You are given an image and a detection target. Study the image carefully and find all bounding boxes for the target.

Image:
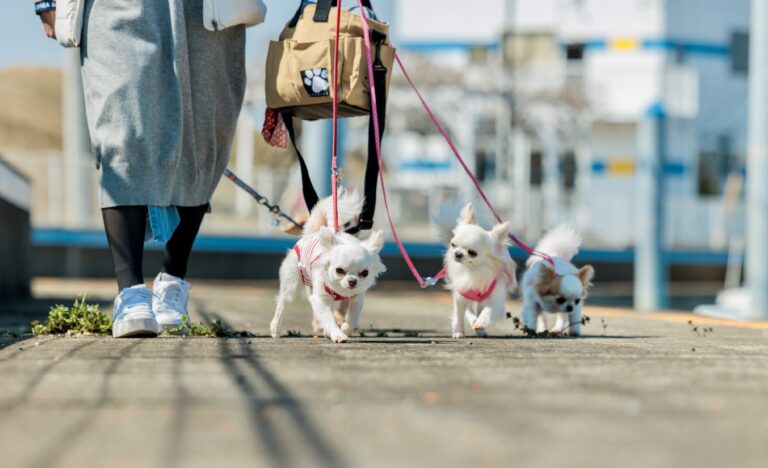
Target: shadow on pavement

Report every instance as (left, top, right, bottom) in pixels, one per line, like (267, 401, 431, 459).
(1, 339, 98, 411)
(200, 307, 346, 468)
(164, 338, 191, 468)
(26, 340, 141, 468)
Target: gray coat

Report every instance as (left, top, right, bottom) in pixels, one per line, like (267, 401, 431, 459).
(80, 0, 246, 208)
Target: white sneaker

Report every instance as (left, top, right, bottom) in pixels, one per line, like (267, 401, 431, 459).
(112, 285, 160, 338)
(152, 272, 191, 330)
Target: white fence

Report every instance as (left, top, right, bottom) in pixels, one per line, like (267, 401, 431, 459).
(3, 152, 741, 250)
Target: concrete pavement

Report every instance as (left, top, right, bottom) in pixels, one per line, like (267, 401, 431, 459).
(1, 278, 768, 468)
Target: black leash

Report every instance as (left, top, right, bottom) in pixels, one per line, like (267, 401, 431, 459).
(223, 169, 304, 231)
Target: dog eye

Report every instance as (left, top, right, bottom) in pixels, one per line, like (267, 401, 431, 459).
(344, 222, 351, 228)
(575, 298, 581, 305)
(335, 268, 345, 275)
(556, 297, 566, 304)
(467, 250, 477, 258)
(450, 243, 457, 248)
(360, 270, 369, 278)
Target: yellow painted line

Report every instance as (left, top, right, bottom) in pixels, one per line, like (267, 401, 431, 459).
(608, 160, 636, 175)
(610, 38, 640, 51)
(585, 306, 768, 330)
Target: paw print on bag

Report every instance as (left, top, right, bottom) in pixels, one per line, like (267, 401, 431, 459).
(301, 68, 330, 98)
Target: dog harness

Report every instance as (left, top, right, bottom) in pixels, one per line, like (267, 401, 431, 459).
(458, 267, 514, 302)
(293, 233, 354, 302)
(434, 265, 514, 303)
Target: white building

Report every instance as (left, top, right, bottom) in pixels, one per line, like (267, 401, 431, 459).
(390, 0, 750, 248)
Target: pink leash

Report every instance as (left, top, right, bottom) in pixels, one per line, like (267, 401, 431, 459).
(391, 54, 553, 267)
(357, 2, 554, 288)
(330, 1, 343, 231)
(357, 3, 428, 287)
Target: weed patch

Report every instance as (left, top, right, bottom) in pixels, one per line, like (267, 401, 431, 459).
(511, 315, 592, 337)
(30, 296, 111, 336)
(688, 320, 713, 337)
(163, 316, 254, 338)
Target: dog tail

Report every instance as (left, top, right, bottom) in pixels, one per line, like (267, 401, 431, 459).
(431, 199, 471, 243)
(302, 188, 364, 235)
(528, 224, 582, 265)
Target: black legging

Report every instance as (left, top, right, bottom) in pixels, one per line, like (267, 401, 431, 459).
(102, 205, 208, 290)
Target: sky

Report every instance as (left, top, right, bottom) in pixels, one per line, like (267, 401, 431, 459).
(1, 1, 395, 70)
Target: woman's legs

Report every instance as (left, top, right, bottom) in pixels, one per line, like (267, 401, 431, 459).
(102, 206, 148, 290)
(102, 203, 207, 289)
(162, 204, 208, 279)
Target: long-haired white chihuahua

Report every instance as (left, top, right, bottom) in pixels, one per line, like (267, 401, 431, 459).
(443, 203, 517, 339)
(271, 226, 386, 343)
(302, 188, 364, 235)
(521, 225, 594, 336)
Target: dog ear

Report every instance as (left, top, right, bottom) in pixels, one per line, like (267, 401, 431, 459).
(365, 229, 385, 254)
(535, 265, 557, 296)
(490, 221, 510, 245)
(373, 256, 387, 275)
(318, 227, 336, 249)
(577, 265, 595, 289)
(458, 203, 477, 225)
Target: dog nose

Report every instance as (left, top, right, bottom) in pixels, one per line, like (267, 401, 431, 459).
(454, 252, 463, 260)
(348, 278, 357, 288)
(566, 305, 574, 312)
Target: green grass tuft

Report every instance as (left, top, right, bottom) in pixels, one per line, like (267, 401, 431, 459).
(163, 315, 252, 338)
(30, 296, 112, 336)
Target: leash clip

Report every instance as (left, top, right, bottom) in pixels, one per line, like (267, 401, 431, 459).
(422, 277, 438, 288)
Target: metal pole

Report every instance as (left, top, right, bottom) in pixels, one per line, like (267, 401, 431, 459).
(542, 127, 560, 228)
(63, 48, 91, 228)
(746, 0, 768, 319)
(303, 120, 332, 198)
(235, 104, 257, 217)
(512, 129, 530, 235)
(634, 103, 668, 311)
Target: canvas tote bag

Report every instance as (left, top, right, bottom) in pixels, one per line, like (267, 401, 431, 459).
(265, 0, 394, 232)
(265, 0, 395, 121)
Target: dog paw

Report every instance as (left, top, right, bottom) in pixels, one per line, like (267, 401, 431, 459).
(329, 331, 348, 343)
(452, 332, 465, 339)
(340, 322, 352, 335)
(269, 322, 280, 339)
(472, 318, 490, 331)
(474, 328, 489, 338)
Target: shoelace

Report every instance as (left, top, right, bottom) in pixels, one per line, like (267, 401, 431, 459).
(156, 282, 189, 311)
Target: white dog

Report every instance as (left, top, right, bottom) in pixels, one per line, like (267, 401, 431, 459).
(271, 226, 386, 343)
(442, 203, 517, 339)
(521, 225, 594, 336)
(302, 188, 364, 236)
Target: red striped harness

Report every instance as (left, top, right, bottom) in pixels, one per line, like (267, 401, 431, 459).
(293, 234, 353, 302)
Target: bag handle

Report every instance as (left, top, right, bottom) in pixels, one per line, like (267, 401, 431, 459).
(316, 0, 374, 22)
(288, 0, 374, 27)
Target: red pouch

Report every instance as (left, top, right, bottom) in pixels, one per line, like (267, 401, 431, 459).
(262, 108, 288, 148)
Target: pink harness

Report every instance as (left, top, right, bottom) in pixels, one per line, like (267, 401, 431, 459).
(433, 265, 514, 303)
(293, 234, 353, 302)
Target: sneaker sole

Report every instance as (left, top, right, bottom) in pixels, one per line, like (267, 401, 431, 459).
(156, 316, 188, 332)
(159, 323, 189, 334)
(113, 318, 160, 338)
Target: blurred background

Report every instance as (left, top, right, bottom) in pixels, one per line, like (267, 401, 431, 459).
(0, 0, 762, 315)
